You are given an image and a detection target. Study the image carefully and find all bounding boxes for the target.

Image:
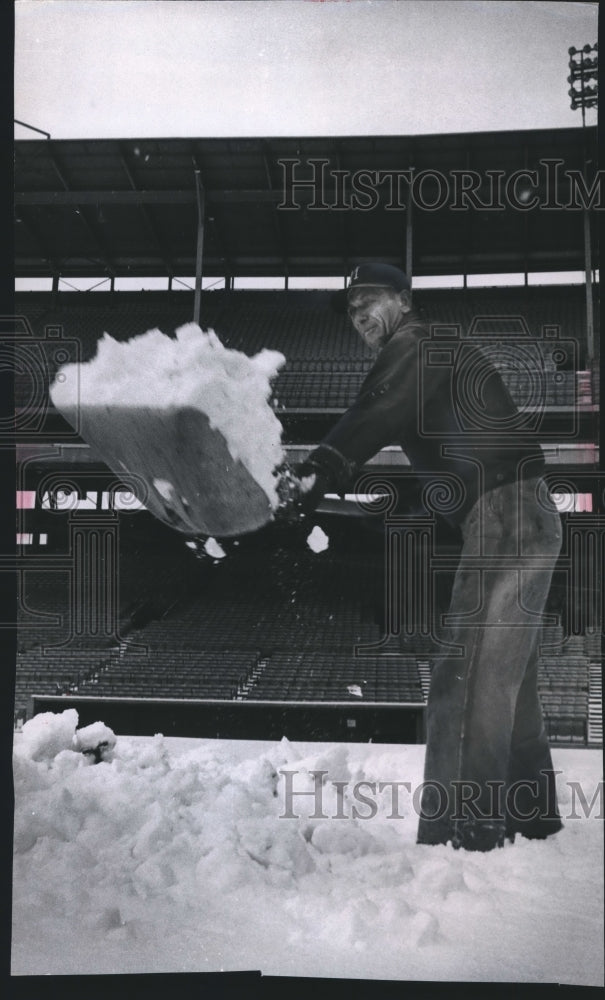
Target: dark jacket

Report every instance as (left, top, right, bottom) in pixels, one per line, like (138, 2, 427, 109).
(307, 318, 545, 527)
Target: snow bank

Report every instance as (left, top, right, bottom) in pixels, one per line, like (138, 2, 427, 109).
(19, 710, 117, 765)
(12, 712, 604, 984)
(19, 708, 80, 761)
(50, 323, 286, 506)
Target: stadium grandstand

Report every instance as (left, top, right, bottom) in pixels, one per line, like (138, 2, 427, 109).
(13, 128, 601, 747)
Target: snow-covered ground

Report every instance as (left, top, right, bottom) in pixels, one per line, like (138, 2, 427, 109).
(12, 711, 604, 984)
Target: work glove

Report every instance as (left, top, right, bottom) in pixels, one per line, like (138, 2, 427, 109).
(275, 445, 355, 520)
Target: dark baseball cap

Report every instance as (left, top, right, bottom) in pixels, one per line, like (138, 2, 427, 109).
(347, 263, 410, 292)
(329, 262, 410, 313)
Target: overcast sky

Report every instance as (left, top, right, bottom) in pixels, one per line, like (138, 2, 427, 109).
(14, 0, 598, 140)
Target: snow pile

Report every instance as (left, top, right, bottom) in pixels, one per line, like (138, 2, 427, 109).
(19, 711, 117, 765)
(12, 711, 604, 984)
(73, 721, 117, 762)
(19, 708, 80, 761)
(50, 323, 286, 506)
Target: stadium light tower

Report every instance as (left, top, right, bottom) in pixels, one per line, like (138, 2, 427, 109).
(568, 44, 598, 365)
(568, 44, 598, 126)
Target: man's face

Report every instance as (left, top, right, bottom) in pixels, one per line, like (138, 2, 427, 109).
(347, 286, 410, 351)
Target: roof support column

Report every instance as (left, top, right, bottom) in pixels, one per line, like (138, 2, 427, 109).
(405, 168, 414, 283)
(193, 169, 205, 327)
(583, 201, 595, 365)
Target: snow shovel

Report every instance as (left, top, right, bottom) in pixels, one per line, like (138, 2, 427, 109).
(54, 403, 276, 538)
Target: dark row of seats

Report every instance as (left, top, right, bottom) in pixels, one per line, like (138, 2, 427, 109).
(14, 283, 596, 346)
(547, 727, 586, 743)
(13, 356, 596, 420)
(270, 368, 584, 410)
(14, 498, 600, 744)
(244, 652, 425, 703)
(14, 286, 598, 364)
(533, 626, 590, 743)
(15, 638, 596, 721)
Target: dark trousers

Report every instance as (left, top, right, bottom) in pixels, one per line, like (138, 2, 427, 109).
(417, 477, 563, 851)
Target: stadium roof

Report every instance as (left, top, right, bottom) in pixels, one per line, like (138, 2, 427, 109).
(14, 127, 597, 280)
